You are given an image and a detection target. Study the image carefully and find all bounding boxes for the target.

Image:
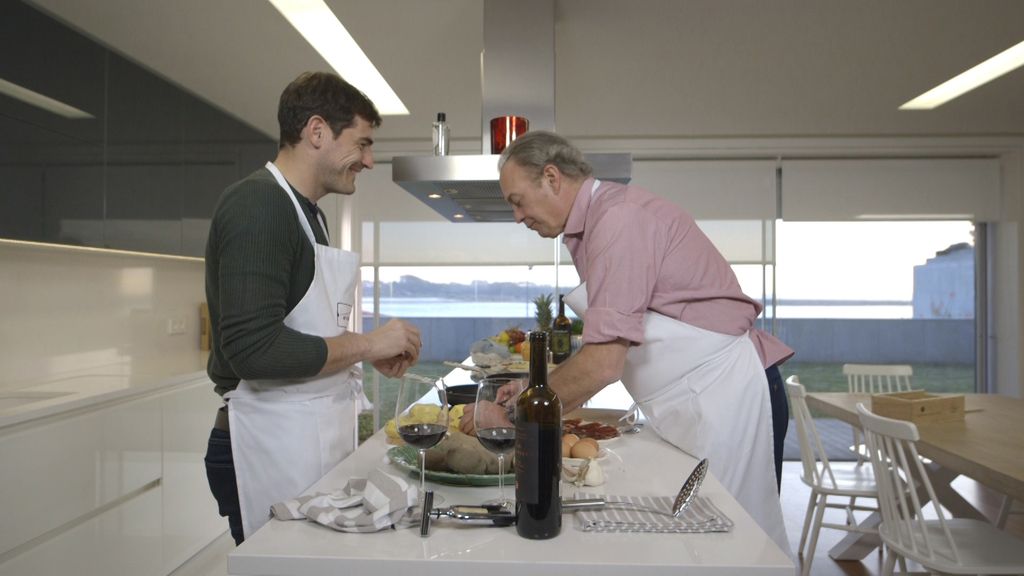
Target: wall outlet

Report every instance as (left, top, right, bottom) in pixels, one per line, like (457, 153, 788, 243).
(167, 316, 187, 335)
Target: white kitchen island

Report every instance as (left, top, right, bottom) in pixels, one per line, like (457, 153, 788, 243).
(227, 386, 793, 576)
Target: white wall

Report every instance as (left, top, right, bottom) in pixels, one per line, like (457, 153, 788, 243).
(0, 241, 206, 389)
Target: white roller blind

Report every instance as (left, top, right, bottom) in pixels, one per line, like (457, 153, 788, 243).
(368, 221, 568, 265)
(631, 160, 777, 220)
(697, 220, 773, 264)
(781, 158, 1000, 221)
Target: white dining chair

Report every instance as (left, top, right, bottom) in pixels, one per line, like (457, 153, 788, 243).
(843, 364, 913, 465)
(786, 376, 879, 576)
(856, 403, 1024, 575)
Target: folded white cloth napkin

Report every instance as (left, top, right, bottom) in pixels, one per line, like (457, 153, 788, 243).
(271, 468, 419, 533)
(574, 494, 734, 533)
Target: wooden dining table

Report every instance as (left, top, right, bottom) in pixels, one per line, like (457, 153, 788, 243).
(805, 392, 1024, 560)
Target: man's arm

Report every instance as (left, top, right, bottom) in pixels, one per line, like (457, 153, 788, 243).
(547, 338, 630, 412)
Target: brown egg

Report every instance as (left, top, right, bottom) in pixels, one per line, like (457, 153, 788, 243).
(571, 440, 599, 459)
(561, 439, 574, 457)
(563, 433, 580, 447)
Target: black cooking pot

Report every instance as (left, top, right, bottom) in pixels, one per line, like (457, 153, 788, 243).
(447, 372, 529, 406)
(469, 371, 530, 383)
(445, 384, 479, 406)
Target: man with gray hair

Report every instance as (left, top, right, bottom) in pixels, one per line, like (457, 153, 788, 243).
(495, 130, 793, 551)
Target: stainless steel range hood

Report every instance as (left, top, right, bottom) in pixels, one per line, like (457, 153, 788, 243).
(392, 0, 632, 223)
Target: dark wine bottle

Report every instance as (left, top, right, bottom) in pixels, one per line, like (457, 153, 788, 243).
(551, 294, 572, 364)
(514, 331, 562, 539)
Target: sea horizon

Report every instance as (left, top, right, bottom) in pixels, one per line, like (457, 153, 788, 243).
(362, 297, 932, 319)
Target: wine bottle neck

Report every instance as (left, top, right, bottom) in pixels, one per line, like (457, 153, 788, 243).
(529, 333, 548, 387)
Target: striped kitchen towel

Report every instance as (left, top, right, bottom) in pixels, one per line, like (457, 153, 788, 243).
(271, 467, 418, 532)
(574, 494, 734, 533)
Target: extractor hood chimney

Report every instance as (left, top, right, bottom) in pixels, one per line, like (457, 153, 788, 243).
(392, 0, 632, 222)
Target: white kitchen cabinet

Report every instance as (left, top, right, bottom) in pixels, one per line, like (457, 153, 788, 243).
(0, 394, 162, 557)
(0, 373, 226, 576)
(160, 380, 225, 573)
(0, 485, 163, 576)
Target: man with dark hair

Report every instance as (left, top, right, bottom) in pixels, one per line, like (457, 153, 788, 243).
(494, 130, 792, 551)
(204, 71, 421, 544)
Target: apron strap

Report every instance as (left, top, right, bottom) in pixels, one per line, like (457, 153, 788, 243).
(265, 161, 328, 246)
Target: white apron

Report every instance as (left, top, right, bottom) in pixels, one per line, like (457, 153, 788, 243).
(225, 161, 371, 538)
(564, 283, 789, 552)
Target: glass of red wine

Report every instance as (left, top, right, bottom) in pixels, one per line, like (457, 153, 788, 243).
(474, 376, 525, 509)
(395, 374, 449, 502)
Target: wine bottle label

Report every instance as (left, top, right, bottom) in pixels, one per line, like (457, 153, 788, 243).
(551, 331, 571, 355)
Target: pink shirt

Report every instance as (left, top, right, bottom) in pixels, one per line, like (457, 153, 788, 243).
(563, 178, 793, 368)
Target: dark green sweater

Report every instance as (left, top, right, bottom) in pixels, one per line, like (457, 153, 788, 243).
(205, 167, 330, 396)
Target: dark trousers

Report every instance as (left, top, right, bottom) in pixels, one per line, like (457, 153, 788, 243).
(765, 364, 788, 493)
(204, 427, 244, 545)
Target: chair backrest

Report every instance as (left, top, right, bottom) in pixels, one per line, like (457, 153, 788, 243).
(843, 364, 913, 394)
(785, 375, 839, 490)
(856, 403, 962, 566)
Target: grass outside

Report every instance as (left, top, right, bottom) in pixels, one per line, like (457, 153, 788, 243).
(358, 361, 977, 441)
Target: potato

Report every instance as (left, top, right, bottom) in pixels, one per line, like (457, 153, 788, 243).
(444, 431, 490, 474)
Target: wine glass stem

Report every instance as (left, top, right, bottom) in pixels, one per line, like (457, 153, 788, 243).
(419, 448, 427, 498)
(497, 454, 505, 503)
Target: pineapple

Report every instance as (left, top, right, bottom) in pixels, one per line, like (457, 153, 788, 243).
(533, 293, 554, 332)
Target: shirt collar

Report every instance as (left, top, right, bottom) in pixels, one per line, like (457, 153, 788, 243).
(563, 176, 596, 237)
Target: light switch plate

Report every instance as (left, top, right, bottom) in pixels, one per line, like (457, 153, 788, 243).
(167, 316, 186, 335)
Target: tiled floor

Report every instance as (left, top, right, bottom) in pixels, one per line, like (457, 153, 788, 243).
(173, 455, 1023, 576)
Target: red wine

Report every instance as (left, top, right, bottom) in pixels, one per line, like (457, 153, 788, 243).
(398, 423, 447, 449)
(476, 427, 515, 454)
(514, 331, 562, 539)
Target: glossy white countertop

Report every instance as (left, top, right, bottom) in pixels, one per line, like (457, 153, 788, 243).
(228, 415, 793, 575)
(0, 351, 210, 428)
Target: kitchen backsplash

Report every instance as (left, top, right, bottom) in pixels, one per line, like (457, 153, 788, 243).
(0, 240, 207, 390)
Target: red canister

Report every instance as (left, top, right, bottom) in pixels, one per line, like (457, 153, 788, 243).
(490, 116, 529, 154)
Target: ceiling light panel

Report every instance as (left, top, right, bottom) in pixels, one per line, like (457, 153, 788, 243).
(267, 0, 408, 115)
(900, 39, 1024, 110)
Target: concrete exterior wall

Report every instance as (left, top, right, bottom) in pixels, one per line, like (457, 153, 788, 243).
(373, 315, 976, 365)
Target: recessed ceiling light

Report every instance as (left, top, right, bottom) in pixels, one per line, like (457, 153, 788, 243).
(427, 193, 442, 199)
(900, 39, 1024, 110)
(267, 0, 408, 115)
(0, 77, 93, 119)
(453, 214, 464, 219)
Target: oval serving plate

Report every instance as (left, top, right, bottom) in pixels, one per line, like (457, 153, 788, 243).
(386, 445, 514, 487)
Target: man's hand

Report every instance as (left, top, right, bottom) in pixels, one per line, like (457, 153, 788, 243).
(320, 319, 421, 377)
(365, 319, 421, 363)
(372, 354, 411, 378)
(459, 400, 513, 435)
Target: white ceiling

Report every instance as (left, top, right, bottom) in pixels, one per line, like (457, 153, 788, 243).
(27, 0, 1024, 148)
